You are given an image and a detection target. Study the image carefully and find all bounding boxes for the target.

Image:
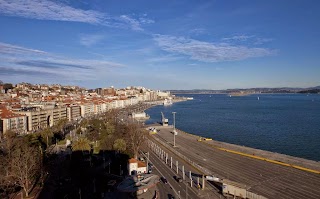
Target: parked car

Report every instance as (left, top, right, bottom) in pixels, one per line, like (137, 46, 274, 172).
(160, 177, 168, 184)
(139, 157, 145, 162)
(148, 168, 152, 173)
(174, 176, 182, 182)
(148, 163, 154, 168)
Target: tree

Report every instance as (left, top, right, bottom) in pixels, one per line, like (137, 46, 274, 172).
(99, 120, 116, 150)
(3, 141, 41, 198)
(79, 118, 89, 128)
(52, 118, 68, 133)
(113, 139, 126, 153)
(3, 130, 17, 158)
(72, 137, 91, 151)
(39, 128, 53, 147)
(127, 123, 147, 159)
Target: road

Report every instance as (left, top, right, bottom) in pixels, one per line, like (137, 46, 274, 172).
(150, 126, 320, 199)
(141, 141, 225, 199)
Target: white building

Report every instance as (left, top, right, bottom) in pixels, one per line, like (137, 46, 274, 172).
(128, 158, 147, 175)
(157, 90, 170, 98)
(80, 103, 94, 117)
(0, 108, 28, 135)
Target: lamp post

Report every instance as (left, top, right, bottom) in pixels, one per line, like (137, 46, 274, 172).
(172, 112, 177, 147)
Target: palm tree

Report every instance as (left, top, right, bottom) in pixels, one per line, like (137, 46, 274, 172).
(72, 137, 91, 151)
(52, 118, 68, 134)
(40, 128, 53, 147)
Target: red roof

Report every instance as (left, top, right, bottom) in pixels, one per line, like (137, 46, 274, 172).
(128, 158, 146, 168)
(0, 108, 25, 119)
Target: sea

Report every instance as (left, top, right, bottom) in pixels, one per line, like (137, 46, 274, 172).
(145, 94, 320, 162)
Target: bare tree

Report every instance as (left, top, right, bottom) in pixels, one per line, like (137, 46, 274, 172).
(3, 130, 17, 158)
(5, 142, 41, 197)
(127, 123, 147, 159)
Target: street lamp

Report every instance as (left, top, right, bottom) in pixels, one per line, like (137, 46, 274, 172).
(172, 112, 177, 147)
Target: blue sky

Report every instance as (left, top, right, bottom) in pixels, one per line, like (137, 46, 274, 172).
(0, 0, 319, 90)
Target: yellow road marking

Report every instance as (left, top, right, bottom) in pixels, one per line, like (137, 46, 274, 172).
(208, 142, 320, 174)
(179, 130, 320, 175)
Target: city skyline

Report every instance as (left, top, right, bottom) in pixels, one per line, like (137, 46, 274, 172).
(1, 0, 320, 89)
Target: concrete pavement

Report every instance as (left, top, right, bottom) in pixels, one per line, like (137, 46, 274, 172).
(150, 126, 320, 199)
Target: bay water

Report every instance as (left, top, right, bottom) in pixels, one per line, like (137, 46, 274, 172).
(145, 94, 320, 161)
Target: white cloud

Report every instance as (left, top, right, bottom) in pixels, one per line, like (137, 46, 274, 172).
(254, 38, 274, 45)
(0, 0, 154, 31)
(118, 15, 154, 31)
(0, 0, 106, 24)
(0, 42, 124, 80)
(145, 55, 181, 63)
(222, 35, 274, 45)
(222, 35, 255, 41)
(79, 34, 106, 47)
(139, 17, 155, 24)
(153, 34, 276, 62)
(119, 15, 143, 31)
(0, 42, 47, 55)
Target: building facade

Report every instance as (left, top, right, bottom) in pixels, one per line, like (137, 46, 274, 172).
(66, 105, 81, 121)
(0, 108, 28, 136)
(14, 106, 67, 131)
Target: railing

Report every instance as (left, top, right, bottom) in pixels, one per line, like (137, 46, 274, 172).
(150, 136, 212, 176)
(148, 135, 269, 199)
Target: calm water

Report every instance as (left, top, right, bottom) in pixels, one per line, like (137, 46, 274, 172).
(145, 94, 320, 161)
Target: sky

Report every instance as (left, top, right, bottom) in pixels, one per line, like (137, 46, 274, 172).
(0, 0, 320, 90)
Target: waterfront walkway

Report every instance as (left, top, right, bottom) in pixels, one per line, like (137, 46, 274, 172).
(149, 125, 320, 199)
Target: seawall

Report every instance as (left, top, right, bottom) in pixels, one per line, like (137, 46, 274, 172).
(175, 128, 320, 173)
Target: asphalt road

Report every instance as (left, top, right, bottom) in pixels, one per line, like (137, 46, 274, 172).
(151, 126, 320, 199)
(141, 141, 224, 199)
(145, 149, 200, 199)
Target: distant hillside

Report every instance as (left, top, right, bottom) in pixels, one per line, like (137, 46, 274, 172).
(170, 86, 320, 94)
(298, 89, 320, 94)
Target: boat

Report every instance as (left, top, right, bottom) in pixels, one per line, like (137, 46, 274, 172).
(131, 112, 150, 121)
(186, 97, 194, 100)
(163, 98, 173, 106)
(257, 97, 260, 100)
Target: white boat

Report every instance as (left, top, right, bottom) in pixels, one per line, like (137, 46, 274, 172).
(132, 112, 150, 120)
(163, 98, 173, 106)
(186, 97, 194, 100)
(257, 97, 260, 100)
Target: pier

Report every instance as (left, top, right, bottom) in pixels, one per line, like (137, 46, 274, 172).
(147, 125, 320, 199)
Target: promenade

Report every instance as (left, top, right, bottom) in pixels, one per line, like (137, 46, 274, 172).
(148, 125, 320, 199)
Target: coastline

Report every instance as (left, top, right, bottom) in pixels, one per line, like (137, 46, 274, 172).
(140, 99, 320, 172)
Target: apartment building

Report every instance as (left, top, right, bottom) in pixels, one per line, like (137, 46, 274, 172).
(0, 108, 28, 136)
(14, 106, 67, 132)
(80, 103, 95, 117)
(93, 102, 104, 114)
(66, 105, 81, 121)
